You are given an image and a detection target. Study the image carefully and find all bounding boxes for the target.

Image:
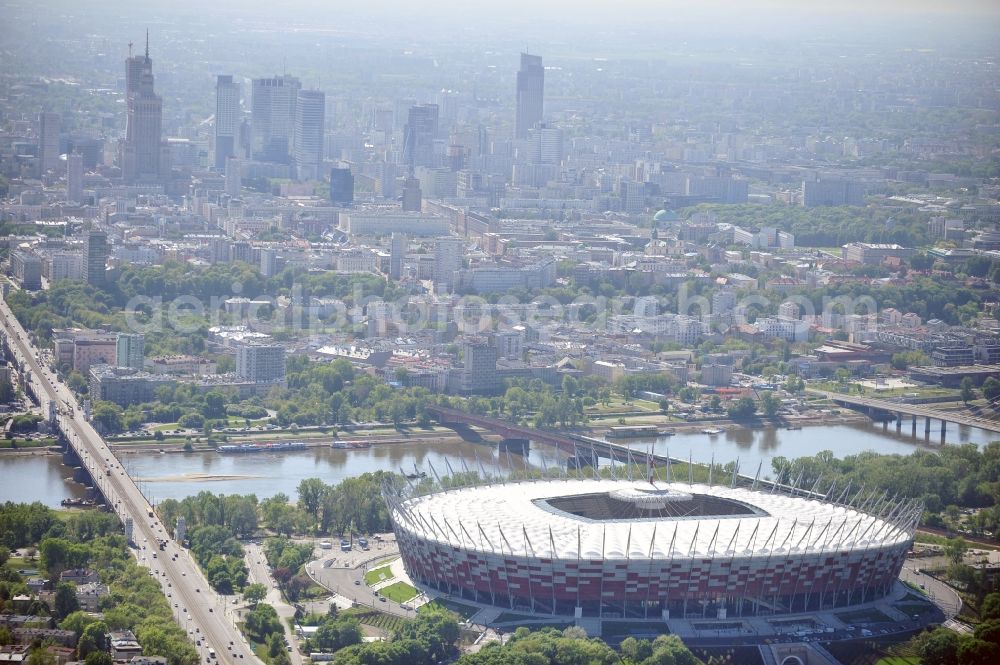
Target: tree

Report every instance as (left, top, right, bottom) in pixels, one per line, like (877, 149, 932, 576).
(913, 628, 960, 665)
(983, 377, 1000, 402)
(297, 478, 328, 525)
(981, 593, 1000, 621)
(202, 392, 227, 420)
(79, 620, 110, 656)
(946, 537, 968, 565)
(961, 377, 976, 405)
(90, 402, 124, 434)
(83, 652, 113, 665)
(958, 638, 1000, 665)
(54, 582, 80, 619)
(727, 396, 757, 421)
(658, 399, 670, 414)
(243, 583, 267, 606)
(26, 648, 56, 665)
(59, 611, 98, 638)
(760, 391, 780, 418)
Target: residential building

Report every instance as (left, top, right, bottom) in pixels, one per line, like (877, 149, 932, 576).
(83, 230, 109, 286)
(235, 343, 286, 384)
(115, 333, 145, 370)
(433, 236, 464, 291)
(9, 250, 42, 290)
(89, 364, 175, 407)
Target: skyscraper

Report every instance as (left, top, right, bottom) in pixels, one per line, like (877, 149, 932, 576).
(293, 89, 325, 180)
(402, 104, 439, 168)
(83, 230, 109, 287)
(515, 53, 544, 140)
(122, 35, 163, 183)
(38, 112, 60, 174)
(251, 74, 301, 163)
(67, 152, 84, 202)
(214, 75, 240, 170)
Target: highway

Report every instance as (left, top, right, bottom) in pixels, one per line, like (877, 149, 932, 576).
(0, 297, 260, 665)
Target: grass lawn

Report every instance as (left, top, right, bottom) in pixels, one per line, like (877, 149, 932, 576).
(876, 658, 919, 665)
(0, 438, 56, 448)
(420, 598, 480, 620)
(364, 565, 395, 586)
(341, 608, 410, 633)
(379, 581, 418, 603)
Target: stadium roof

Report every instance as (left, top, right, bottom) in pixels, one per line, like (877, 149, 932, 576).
(388, 479, 918, 560)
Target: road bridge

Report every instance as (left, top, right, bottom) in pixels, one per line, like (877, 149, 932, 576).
(806, 388, 1000, 438)
(0, 297, 259, 665)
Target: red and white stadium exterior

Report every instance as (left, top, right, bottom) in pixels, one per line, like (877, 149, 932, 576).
(385, 478, 921, 619)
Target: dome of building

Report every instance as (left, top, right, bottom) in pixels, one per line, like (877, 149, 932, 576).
(653, 209, 678, 223)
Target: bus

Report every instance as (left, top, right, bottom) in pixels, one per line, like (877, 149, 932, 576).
(207, 648, 216, 659)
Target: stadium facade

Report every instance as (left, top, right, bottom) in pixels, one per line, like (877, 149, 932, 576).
(385, 476, 921, 619)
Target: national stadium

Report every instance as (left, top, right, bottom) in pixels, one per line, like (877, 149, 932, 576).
(384, 476, 921, 619)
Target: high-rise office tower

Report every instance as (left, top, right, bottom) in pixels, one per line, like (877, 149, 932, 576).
(389, 233, 406, 280)
(330, 166, 354, 205)
(67, 152, 84, 202)
(225, 157, 241, 198)
(402, 104, 439, 168)
(251, 74, 301, 163)
(83, 230, 109, 287)
(515, 53, 544, 140)
(38, 112, 60, 174)
(116, 333, 145, 370)
(214, 75, 240, 170)
(401, 175, 422, 212)
(293, 89, 325, 180)
(122, 35, 163, 183)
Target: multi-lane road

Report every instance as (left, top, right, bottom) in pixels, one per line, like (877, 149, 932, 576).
(0, 297, 260, 665)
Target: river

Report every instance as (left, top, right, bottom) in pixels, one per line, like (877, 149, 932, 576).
(1, 421, 996, 508)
